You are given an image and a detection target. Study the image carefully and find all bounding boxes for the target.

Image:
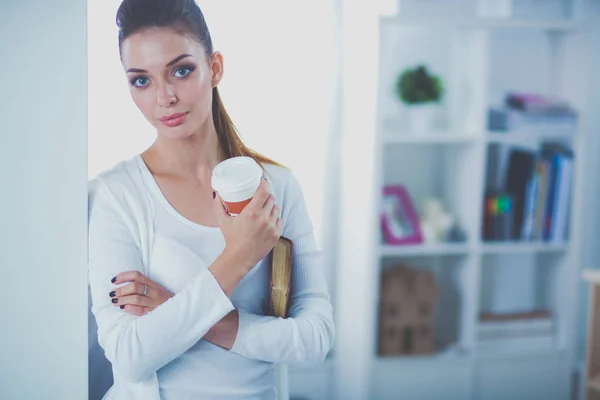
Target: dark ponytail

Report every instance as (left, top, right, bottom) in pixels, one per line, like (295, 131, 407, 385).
(116, 0, 280, 167)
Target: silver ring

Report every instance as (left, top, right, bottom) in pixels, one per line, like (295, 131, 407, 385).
(142, 284, 148, 296)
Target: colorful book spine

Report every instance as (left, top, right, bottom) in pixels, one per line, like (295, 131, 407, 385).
(482, 142, 574, 243)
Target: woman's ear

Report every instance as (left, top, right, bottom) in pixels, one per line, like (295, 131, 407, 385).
(211, 51, 224, 88)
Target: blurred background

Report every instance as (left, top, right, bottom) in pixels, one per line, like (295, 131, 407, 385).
(3, 0, 600, 399)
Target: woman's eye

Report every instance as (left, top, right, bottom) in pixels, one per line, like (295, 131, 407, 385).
(132, 77, 150, 88)
(174, 66, 194, 78)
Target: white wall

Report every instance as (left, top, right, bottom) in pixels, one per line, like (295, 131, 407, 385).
(576, 32, 600, 366)
(0, 1, 88, 399)
(87, 0, 154, 179)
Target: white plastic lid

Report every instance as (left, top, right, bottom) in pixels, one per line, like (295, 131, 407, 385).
(211, 156, 263, 194)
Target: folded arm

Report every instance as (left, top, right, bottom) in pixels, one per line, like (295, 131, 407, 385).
(88, 180, 235, 383)
(228, 172, 335, 364)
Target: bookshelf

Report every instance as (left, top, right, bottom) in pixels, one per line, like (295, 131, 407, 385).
(333, 1, 600, 400)
(380, 243, 472, 257)
(481, 241, 570, 254)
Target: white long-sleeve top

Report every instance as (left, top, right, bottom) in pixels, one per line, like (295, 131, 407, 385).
(87, 155, 335, 400)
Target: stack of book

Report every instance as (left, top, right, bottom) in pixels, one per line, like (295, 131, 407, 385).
(483, 142, 574, 242)
(477, 310, 555, 350)
(488, 92, 577, 133)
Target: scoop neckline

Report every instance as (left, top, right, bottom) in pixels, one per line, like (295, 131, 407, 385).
(135, 154, 220, 233)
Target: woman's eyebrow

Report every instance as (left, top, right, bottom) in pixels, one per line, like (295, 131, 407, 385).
(126, 53, 194, 73)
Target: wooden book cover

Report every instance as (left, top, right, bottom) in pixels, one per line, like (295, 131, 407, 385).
(270, 237, 293, 318)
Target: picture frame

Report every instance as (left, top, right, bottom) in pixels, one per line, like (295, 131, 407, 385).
(381, 185, 423, 245)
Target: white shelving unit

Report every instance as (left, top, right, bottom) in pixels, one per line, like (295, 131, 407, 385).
(481, 241, 571, 254)
(380, 243, 473, 257)
(332, 1, 600, 400)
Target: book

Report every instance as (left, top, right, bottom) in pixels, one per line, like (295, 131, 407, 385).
(270, 237, 293, 318)
(482, 141, 575, 243)
(550, 155, 573, 241)
(269, 238, 293, 400)
(478, 310, 555, 340)
(532, 160, 549, 240)
(480, 310, 551, 321)
(540, 143, 574, 241)
(487, 93, 577, 132)
(520, 170, 539, 241)
(505, 148, 537, 240)
(482, 190, 514, 241)
(479, 318, 554, 333)
(488, 107, 577, 132)
(476, 335, 556, 352)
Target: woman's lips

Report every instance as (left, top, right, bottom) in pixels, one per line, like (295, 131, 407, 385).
(160, 112, 187, 127)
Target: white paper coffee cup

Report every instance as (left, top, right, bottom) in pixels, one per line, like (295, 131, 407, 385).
(211, 156, 263, 216)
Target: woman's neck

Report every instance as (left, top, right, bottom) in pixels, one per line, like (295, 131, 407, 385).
(145, 120, 223, 186)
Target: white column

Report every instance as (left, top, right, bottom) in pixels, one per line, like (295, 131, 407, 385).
(334, 1, 382, 399)
(0, 1, 88, 399)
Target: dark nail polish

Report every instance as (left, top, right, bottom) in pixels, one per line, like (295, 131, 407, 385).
(120, 305, 125, 309)
(111, 277, 116, 283)
(262, 177, 268, 181)
(109, 291, 116, 297)
(213, 191, 216, 199)
(112, 298, 118, 304)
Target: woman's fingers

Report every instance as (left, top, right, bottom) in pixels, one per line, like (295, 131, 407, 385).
(110, 282, 155, 308)
(111, 282, 148, 298)
(109, 271, 175, 315)
(212, 191, 231, 225)
(262, 194, 276, 217)
(112, 293, 154, 308)
(120, 305, 151, 317)
(269, 204, 280, 225)
(245, 179, 271, 213)
(111, 270, 155, 288)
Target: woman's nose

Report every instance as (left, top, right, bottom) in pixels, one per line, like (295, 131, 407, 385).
(157, 83, 177, 107)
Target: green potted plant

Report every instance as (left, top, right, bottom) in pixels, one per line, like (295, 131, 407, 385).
(395, 64, 444, 132)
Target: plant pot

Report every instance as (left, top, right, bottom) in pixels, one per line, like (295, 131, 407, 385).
(407, 103, 437, 133)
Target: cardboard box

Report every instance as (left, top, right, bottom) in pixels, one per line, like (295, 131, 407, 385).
(378, 264, 438, 356)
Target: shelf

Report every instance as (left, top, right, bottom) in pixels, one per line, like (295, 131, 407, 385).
(486, 129, 576, 145)
(475, 336, 563, 360)
(381, 133, 481, 145)
(380, 243, 472, 257)
(355, 6, 594, 399)
(481, 241, 570, 254)
(375, 344, 469, 366)
(475, 346, 565, 361)
(380, 16, 592, 31)
(381, 129, 576, 146)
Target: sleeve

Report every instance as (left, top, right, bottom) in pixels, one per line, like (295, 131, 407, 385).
(88, 179, 235, 383)
(229, 171, 335, 364)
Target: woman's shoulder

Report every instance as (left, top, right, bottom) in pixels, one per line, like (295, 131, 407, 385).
(88, 156, 148, 210)
(263, 163, 295, 190)
(90, 155, 142, 184)
(262, 162, 290, 181)
(262, 163, 306, 204)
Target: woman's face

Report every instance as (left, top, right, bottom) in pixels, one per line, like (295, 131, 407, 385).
(120, 28, 223, 141)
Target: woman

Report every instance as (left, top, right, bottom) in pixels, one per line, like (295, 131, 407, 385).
(87, 0, 335, 399)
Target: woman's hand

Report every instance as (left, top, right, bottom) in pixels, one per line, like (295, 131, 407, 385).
(110, 271, 174, 316)
(110, 270, 238, 349)
(213, 179, 283, 272)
